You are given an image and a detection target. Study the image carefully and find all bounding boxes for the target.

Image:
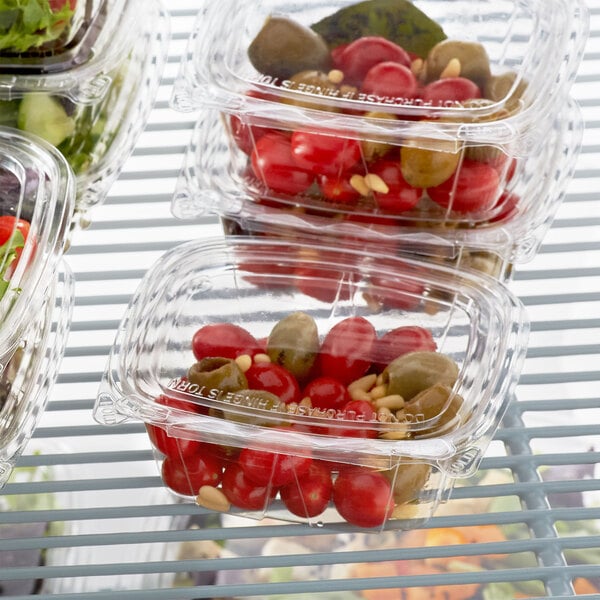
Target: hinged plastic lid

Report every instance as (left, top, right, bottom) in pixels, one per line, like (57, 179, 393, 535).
(172, 0, 588, 151)
(0, 126, 75, 366)
(0, 0, 107, 73)
(0, 0, 138, 101)
(96, 235, 529, 475)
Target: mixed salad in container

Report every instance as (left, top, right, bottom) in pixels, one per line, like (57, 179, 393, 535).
(95, 236, 528, 529)
(172, 0, 587, 231)
(0, 127, 74, 487)
(0, 0, 169, 227)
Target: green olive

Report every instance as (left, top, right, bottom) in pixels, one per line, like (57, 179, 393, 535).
(267, 311, 319, 381)
(188, 357, 248, 393)
(248, 16, 331, 80)
(400, 144, 461, 188)
(222, 389, 283, 426)
(404, 383, 464, 435)
(383, 351, 459, 401)
(278, 70, 342, 111)
(383, 460, 432, 505)
(461, 251, 505, 279)
(483, 71, 528, 113)
(361, 111, 398, 161)
(424, 39, 491, 87)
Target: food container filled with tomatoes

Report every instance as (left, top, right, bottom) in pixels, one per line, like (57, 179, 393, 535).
(174, 95, 582, 281)
(0, 129, 76, 487)
(0, 0, 169, 228)
(171, 0, 587, 231)
(94, 236, 528, 529)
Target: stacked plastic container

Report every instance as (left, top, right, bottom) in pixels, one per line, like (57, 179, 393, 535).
(0, 0, 170, 228)
(94, 0, 588, 530)
(0, 129, 75, 487)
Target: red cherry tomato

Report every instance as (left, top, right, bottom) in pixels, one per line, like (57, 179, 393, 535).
(333, 399, 377, 439)
(229, 91, 275, 155)
(161, 450, 224, 497)
(333, 469, 394, 528)
(146, 395, 205, 458)
(49, 0, 76, 10)
(367, 159, 421, 213)
(192, 323, 261, 361)
(221, 463, 277, 510)
(490, 191, 520, 222)
(361, 62, 418, 100)
(319, 317, 377, 385)
(373, 326, 437, 370)
(427, 159, 500, 213)
(251, 132, 314, 195)
(303, 376, 350, 411)
(333, 36, 412, 86)
(0, 216, 31, 274)
(0, 216, 30, 245)
(294, 251, 357, 304)
(421, 77, 482, 106)
(244, 362, 301, 405)
(238, 443, 312, 487)
(368, 268, 427, 311)
(291, 130, 361, 177)
(318, 172, 362, 204)
(280, 461, 333, 518)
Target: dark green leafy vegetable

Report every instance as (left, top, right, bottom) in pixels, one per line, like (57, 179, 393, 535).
(311, 0, 446, 58)
(0, 0, 75, 53)
(0, 229, 24, 300)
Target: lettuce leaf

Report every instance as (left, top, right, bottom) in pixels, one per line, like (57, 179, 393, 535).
(0, 0, 75, 53)
(0, 228, 24, 301)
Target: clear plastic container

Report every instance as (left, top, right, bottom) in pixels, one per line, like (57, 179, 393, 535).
(173, 97, 582, 273)
(95, 236, 528, 530)
(171, 0, 587, 228)
(0, 127, 75, 370)
(0, 0, 170, 226)
(0, 262, 75, 487)
(0, 0, 106, 60)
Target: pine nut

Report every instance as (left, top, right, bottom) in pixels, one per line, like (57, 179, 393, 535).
(369, 384, 388, 401)
(299, 396, 312, 408)
(364, 173, 390, 194)
(196, 486, 231, 512)
(411, 58, 424, 77)
(235, 354, 252, 372)
(440, 57, 461, 79)
(348, 373, 377, 395)
(253, 353, 271, 364)
(327, 69, 344, 84)
(374, 394, 405, 411)
(379, 424, 409, 440)
(350, 174, 370, 196)
(349, 388, 372, 402)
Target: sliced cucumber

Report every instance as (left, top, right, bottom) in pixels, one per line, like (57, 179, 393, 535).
(17, 93, 76, 147)
(0, 100, 20, 128)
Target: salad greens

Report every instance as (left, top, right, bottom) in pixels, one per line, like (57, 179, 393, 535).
(0, 0, 75, 53)
(0, 228, 24, 300)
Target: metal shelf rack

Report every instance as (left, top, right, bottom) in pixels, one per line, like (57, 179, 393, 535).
(1, 1, 599, 598)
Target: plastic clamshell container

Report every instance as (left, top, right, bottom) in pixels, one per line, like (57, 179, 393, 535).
(0, 262, 75, 487)
(0, 0, 106, 61)
(95, 236, 528, 529)
(173, 97, 583, 273)
(171, 0, 588, 228)
(0, 0, 169, 226)
(0, 127, 74, 369)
